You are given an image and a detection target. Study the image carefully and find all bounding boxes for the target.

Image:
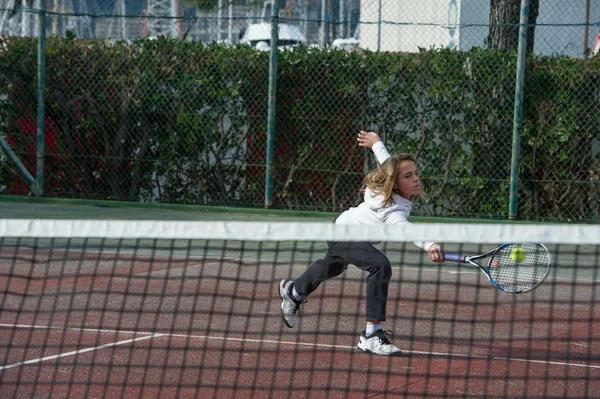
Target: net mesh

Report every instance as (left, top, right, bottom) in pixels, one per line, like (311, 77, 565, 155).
(1, 220, 599, 398)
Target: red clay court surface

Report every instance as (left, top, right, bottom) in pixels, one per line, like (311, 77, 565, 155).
(1, 243, 599, 398)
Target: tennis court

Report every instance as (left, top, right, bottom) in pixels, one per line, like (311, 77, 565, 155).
(1, 200, 599, 398)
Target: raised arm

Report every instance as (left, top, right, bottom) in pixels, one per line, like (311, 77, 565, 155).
(357, 131, 390, 164)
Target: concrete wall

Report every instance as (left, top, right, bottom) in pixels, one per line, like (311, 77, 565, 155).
(359, 0, 600, 57)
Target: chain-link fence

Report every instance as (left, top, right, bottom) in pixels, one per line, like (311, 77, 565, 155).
(1, 0, 599, 222)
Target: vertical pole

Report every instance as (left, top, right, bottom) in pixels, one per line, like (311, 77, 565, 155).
(35, 0, 46, 196)
(377, 0, 382, 52)
(339, 0, 345, 38)
(320, 0, 326, 44)
(508, 0, 530, 219)
(217, 0, 222, 41)
(584, 0, 590, 55)
(265, 0, 279, 208)
(172, 0, 181, 39)
(121, 0, 127, 40)
(228, 1, 233, 43)
(22, 0, 31, 36)
(51, 0, 57, 35)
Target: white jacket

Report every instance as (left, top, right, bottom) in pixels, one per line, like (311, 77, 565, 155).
(335, 141, 435, 251)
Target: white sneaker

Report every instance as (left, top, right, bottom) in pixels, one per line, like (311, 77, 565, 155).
(278, 279, 305, 328)
(357, 329, 402, 356)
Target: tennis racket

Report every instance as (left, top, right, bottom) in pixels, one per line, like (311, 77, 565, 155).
(444, 243, 551, 293)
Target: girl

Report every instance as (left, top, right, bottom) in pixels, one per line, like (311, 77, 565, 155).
(278, 131, 445, 356)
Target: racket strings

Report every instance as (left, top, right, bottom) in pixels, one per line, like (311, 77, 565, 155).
(489, 243, 550, 292)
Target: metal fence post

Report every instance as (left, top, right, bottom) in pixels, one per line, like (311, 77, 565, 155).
(265, 0, 279, 208)
(509, 0, 530, 220)
(35, 0, 46, 196)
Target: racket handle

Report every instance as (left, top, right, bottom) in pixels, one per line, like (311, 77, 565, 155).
(444, 253, 465, 263)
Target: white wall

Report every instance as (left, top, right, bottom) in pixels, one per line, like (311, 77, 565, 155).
(361, 0, 460, 52)
(534, 1, 599, 56)
(359, 0, 600, 57)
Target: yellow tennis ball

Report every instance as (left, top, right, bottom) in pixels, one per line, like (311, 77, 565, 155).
(510, 247, 526, 263)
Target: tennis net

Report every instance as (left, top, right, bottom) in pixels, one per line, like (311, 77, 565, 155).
(1, 219, 599, 398)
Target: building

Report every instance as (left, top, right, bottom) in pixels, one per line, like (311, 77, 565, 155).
(359, 0, 600, 57)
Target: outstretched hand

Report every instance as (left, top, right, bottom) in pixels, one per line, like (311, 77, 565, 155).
(357, 131, 381, 149)
(428, 244, 445, 263)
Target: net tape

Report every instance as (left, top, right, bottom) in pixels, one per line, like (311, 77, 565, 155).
(2, 219, 600, 243)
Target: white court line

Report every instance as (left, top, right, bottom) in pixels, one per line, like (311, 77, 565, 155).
(1, 323, 598, 371)
(0, 327, 165, 371)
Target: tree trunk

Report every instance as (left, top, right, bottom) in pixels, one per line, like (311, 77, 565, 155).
(488, 0, 539, 52)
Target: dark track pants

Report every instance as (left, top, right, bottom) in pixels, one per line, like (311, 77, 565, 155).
(293, 241, 392, 322)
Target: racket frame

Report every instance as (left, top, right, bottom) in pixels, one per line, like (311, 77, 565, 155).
(444, 243, 551, 293)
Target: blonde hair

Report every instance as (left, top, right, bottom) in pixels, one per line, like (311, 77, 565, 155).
(364, 154, 421, 207)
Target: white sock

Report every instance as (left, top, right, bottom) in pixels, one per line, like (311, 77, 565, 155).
(366, 324, 382, 337)
(292, 286, 304, 302)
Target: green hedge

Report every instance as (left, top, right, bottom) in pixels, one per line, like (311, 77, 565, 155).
(1, 37, 598, 221)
